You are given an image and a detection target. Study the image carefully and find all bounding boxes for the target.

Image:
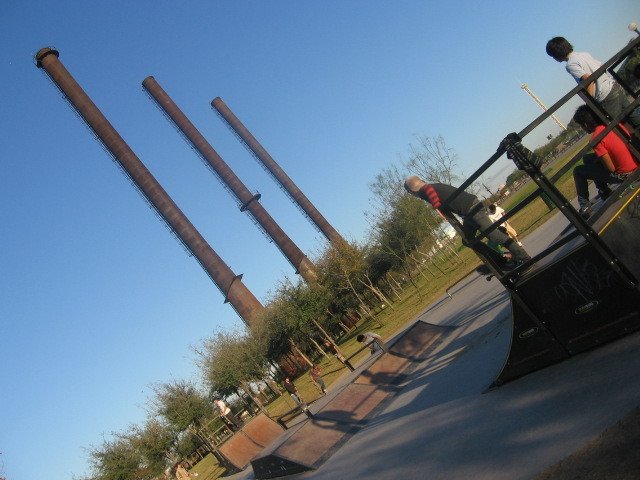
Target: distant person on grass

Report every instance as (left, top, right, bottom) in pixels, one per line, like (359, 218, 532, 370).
(283, 377, 308, 411)
(546, 36, 640, 128)
(324, 340, 354, 370)
(572, 104, 638, 218)
(310, 364, 327, 394)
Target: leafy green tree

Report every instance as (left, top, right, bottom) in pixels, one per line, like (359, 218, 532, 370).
(256, 304, 297, 362)
(273, 280, 331, 342)
(373, 194, 441, 267)
(316, 242, 368, 308)
(174, 431, 202, 458)
(198, 330, 269, 398)
(505, 168, 527, 187)
(84, 434, 142, 480)
(197, 331, 245, 398)
(152, 380, 212, 433)
(128, 419, 175, 478)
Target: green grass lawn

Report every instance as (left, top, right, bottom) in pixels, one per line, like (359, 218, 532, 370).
(190, 453, 226, 479)
(502, 137, 590, 238)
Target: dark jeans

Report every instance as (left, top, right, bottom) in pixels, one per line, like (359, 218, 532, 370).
(601, 82, 640, 129)
(222, 413, 242, 429)
(463, 207, 530, 263)
(573, 153, 625, 207)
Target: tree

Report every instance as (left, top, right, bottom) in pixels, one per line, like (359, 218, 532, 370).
(84, 413, 177, 479)
(84, 434, 142, 480)
(174, 431, 202, 459)
(272, 279, 332, 343)
(505, 168, 527, 187)
(371, 194, 442, 270)
(406, 134, 461, 185)
(256, 304, 297, 364)
(198, 330, 269, 399)
(128, 419, 175, 478)
(316, 242, 367, 308)
(151, 380, 212, 433)
(366, 163, 406, 228)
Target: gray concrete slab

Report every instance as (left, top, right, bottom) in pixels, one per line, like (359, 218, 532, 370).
(301, 330, 640, 480)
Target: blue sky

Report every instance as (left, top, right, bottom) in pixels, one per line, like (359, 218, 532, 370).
(1, 1, 638, 479)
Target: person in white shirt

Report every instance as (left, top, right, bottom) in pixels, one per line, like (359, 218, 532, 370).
(488, 204, 522, 246)
(356, 331, 386, 354)
(546, 36, 640, 128)
(213, 398, 242, 429)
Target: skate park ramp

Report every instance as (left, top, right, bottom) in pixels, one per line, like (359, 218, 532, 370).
(228, 202, 640, 480)
(250, 321, 451, 479)
(219, 414, 284, 470)
(493, 175, 640, 385)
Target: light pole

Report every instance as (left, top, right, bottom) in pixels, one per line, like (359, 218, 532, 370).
(521, 83, 567, 131)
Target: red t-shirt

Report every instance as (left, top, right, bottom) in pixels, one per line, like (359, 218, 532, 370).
(592, 125, 638, 174)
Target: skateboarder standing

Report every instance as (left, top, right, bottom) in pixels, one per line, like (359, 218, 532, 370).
(310, 364, 327, 394)
(283, 377, 305, 406)
(213, 398, 242, 430)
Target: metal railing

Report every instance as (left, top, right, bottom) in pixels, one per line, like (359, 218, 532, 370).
(443, 34, 640, 288)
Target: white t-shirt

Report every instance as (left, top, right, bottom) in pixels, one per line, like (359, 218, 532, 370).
(488, 205, 505, 223)
(214, 399, 231, 416)
(565, 51, 614, 102)
(363, 332, 382, 352)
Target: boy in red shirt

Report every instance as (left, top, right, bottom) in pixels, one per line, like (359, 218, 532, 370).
(572, 105, 638, 217)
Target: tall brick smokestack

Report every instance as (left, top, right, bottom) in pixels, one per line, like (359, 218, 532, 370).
(211, 97, 344, 245)
(35, 47, 263, 326)
(142, 76, 317, 283)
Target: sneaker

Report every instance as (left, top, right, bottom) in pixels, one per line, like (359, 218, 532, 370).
(597, 188, 612, 201)
(502, 260, 525, 271)
(502, 259, 531, 274)
(578, 204, 593, 219)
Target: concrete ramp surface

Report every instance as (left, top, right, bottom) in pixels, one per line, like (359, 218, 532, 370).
(250, 322, 448, 478)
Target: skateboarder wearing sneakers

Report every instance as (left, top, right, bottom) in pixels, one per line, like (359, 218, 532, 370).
(404, 176, 531, 270)
(571, 104, 639, 218)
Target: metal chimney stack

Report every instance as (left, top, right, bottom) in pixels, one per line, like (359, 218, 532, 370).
(211, 97, 344, 245)
(35, 48, 263, 326)
(142, 77, 317, 283)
